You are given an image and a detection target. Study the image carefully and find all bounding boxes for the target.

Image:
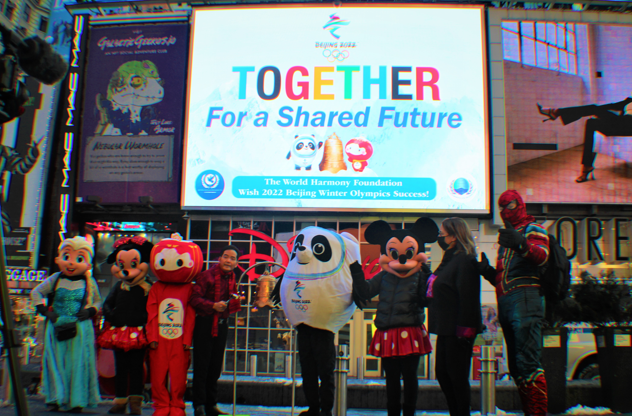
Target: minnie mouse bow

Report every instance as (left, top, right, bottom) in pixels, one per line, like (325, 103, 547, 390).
(113, 235, 148, 249)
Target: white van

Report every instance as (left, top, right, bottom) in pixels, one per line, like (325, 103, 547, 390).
(567, 325, 599, 380)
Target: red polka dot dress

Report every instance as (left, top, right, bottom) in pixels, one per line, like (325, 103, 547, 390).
(369, 325, 432, 357)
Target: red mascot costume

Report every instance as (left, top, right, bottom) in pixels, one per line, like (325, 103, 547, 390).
(147, 234, 202, 416)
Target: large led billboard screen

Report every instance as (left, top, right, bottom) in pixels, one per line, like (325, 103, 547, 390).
(503, 21, 632, 204)
(78, 23, 189, 204)
(182, 4, 490, 213)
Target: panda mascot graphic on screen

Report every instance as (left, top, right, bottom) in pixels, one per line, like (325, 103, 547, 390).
(275, 226, 362, 416)
(286, 134, 323, 171)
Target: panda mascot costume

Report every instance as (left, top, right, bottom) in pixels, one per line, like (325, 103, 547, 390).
(273, 227, 361, 416)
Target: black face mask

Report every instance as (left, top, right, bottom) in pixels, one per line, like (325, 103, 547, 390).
(437, 236, 450, 251)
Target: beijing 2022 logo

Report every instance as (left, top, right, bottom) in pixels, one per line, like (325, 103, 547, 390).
(195, 170, 225, 200)
(447, 174, 477, 201)
(323, 14, 349, 39)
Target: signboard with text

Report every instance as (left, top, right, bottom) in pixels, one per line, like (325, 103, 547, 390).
(83, 135, 173, 182)
(182, 5, 490, 213)
(78, 23, 188, 203)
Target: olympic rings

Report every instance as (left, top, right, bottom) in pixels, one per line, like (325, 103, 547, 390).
(322, 49, 350, 62)
(161, 327, 180, 337)
(295, 304, 309, 312)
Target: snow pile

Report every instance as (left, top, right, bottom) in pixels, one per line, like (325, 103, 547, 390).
(564, 404, 612, 415)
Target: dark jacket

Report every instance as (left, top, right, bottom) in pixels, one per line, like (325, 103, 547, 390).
(103, 281, 150, 328)
(496, 222, 549, 297)
(355, 270, 426, 330)
(427, 248, 482, 337)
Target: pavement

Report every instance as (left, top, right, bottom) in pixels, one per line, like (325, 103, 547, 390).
(0, 373, 618, 416)
(0, 397, 619, 416)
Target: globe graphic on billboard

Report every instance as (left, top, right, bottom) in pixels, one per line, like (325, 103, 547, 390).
(195, 170, 225, 200)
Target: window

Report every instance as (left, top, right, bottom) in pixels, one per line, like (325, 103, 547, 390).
(502, 20, 578, 75)
(23, 4, 30, 22)
(38, 16, 48, 32)
(4, 2, 14, 19)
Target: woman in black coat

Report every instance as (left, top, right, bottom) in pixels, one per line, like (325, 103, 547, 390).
(426, 217, 482, 416)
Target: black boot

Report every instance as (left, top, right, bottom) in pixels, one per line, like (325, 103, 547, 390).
(208, 405, 228, 416)
(402, 404, 416, 416)
(194, 406, 206, 416)
(387, 403, 401, 416)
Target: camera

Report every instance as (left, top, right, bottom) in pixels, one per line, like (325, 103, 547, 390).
(0, 23, 68, 124)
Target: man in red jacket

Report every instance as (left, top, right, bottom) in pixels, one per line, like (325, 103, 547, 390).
(190, 246, 242, 416)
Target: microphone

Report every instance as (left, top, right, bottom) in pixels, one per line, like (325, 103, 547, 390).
(0, 24, 69, 124)
(0, 24, 69, 85)
(17, 36, 69, 85)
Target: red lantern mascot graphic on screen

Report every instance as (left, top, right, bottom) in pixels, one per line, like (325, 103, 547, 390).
(344, 137, 374, 173)
(146, 234, 202, 416)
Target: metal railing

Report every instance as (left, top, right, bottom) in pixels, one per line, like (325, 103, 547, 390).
(334, 344, 349, 416)
(479, 345, 497, 416)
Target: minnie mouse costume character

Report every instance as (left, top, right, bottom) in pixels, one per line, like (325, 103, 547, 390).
(352, 218, 438, 416)
(147, 234, 202, 416)
(100, 236, 154, 415)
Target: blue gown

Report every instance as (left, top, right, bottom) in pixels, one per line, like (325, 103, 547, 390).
(41, 285, 101, 409)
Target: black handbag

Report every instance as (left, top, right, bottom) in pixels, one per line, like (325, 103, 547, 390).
(54, 322, 78, 341)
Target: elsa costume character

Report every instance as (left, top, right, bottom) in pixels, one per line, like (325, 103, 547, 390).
(31, 236, 102, 412)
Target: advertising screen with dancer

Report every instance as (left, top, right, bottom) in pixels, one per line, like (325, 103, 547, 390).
(503, 20, 632, 203)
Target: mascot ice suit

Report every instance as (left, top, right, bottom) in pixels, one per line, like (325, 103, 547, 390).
(147, 234, 203, 416)
(276, 227, 361, 416)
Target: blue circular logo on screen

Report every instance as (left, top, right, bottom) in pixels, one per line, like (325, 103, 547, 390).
(452, 178, 472, 195)
(447, 174, 476, 201)
(195, 170, 225, 200)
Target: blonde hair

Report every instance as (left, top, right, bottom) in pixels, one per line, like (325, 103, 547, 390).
(58, 236, 95, 279)
(57, 236, 100, 310)
(441, 217, 477, 257)
(59, 236, 94, 259)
